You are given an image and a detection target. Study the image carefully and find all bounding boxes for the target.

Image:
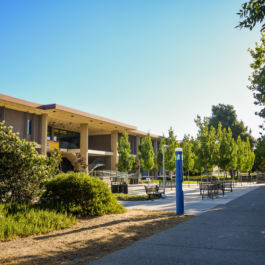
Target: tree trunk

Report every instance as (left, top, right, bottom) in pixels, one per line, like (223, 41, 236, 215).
(148, 170, 149, 186)
(188, 170, 190, 187)
(201, 170, 202, 183)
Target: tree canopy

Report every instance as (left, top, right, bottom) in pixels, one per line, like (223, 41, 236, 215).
(208, 104, 255, 147)
(115, 132, 135, 173)
(248, 32, 265, 134)
(156, 127, 179, 172)
(138, 133, 154, 177)
(236, 0, 265, 31)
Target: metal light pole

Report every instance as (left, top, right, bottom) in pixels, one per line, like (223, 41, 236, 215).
(163, 145, 170, 197)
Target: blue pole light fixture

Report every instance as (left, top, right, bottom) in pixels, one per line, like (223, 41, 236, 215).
(175, 148, 184, 215)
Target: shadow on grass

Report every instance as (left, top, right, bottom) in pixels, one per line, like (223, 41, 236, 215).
(1, 211, 193, 265)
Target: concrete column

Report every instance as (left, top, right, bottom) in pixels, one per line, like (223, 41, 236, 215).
(111, 131, 118, 171)
(41, 114, 48, 156)
(32, 113, 36, 142)
(80, 123, 89, 174)
(24, 112, 29, 141)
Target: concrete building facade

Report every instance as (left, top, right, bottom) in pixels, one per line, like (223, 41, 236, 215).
(0, 94, 161, 174)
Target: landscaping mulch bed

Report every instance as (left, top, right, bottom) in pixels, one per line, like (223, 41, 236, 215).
(0, 209, 193, 265)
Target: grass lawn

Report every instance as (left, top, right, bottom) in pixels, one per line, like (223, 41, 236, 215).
(113, 193, 160, 201)
(0, 203, 77, 241)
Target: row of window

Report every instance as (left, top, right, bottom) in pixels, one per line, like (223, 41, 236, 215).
(47, 126, 80, 149)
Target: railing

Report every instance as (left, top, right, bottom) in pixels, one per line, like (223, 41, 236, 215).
(92, 170, 141, 181)
(58, 141, 79, 150)
(89, 158, 105, 173)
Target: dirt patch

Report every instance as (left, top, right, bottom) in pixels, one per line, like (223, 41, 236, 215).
(0, 209, 193, 265)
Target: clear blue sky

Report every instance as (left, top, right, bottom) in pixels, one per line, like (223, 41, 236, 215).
(0, 0, 262, 140)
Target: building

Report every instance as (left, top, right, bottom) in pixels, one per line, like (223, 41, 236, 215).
(0, 94, 161, 174)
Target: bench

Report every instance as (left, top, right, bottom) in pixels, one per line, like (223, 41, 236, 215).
(221, 182, 233, 193)
(240, 177, 254, 185)
(201, 183, 221, 200)
(144, 185, 164, 200)
(197, 177, 219, 185)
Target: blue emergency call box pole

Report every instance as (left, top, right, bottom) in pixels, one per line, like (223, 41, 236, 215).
(175, 148, 184, 215)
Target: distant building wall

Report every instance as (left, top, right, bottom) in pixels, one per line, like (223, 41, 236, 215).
(0, 107, 42, 144)
(89, 135, 111, 151)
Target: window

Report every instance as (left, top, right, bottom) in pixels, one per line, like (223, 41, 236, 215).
(47, 126, 52, 140)
(27, 119, 32, 135)
(53, 128, 80, 149)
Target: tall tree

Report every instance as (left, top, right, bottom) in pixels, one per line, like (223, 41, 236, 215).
(195, 115, 216, 182)
(253, 136, 265, 171)
(241, 137, 255, 174)
(157, 136, 166, 169)
(208, 104, 255, 147)
(165, 127, 179, 178)
(236, 0, 265, 31)
(138, 133, 154, 184)
(115, 132, 135, 179)
(219, 128, 238, 179)
(191, 138, 204, 182)
(156, 127, 179, 180)
(182, 135, 195, 186)
(237, 136, 246, 174)
(213, 122, 223, 181)
(248, 32, 265, 133)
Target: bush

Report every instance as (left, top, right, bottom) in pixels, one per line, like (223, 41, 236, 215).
(41, 172, 126, 216)
(0, 121, 61, 203)
(0, 202, 77, 241)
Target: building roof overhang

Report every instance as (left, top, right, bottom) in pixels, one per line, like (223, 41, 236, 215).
(0, 93, 161, 139)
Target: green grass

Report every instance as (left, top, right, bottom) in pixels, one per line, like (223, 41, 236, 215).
(183, 181, 197, 184)
(113, 193, 160, 201)
(0, 202, 78, 241)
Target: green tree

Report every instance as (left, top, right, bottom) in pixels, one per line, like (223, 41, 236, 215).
(115, 132, 135, 178)
(253, 136, 265, 171)
(248, 32, 265, 132)
(237, 136, 246, 174)
(138, 133, 154, 184)
(191, 138, 204, 182)
(241, 137, 255, 173)
(165, 127, 179, 177)
(195, 116, 216, 182)
(208, 104, 255, 147)
(236, 0, 265, 31)
(0, 121, 61, 203)
(151, 160, 159, 177)
(157, 136, 166, 169)
(156, 127, 179, 180)
(219, 128, 238, 179)
(182, 135, 195, 186)
(213, 122, 223, 181)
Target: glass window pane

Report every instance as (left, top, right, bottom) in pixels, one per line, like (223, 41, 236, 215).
(27, 119, 32, 135)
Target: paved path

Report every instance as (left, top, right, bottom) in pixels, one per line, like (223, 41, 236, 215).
(122, 183, 261, 216)
(91, 185, 265, 265)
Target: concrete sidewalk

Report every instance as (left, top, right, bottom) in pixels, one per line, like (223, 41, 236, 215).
(122, 183, 261, 216)
(91, 185, 265, 265)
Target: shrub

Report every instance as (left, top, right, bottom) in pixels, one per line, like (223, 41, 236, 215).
(0, 202, 77, 241)
(0, 121, 61, 203)
(41, 172, 126, 216)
